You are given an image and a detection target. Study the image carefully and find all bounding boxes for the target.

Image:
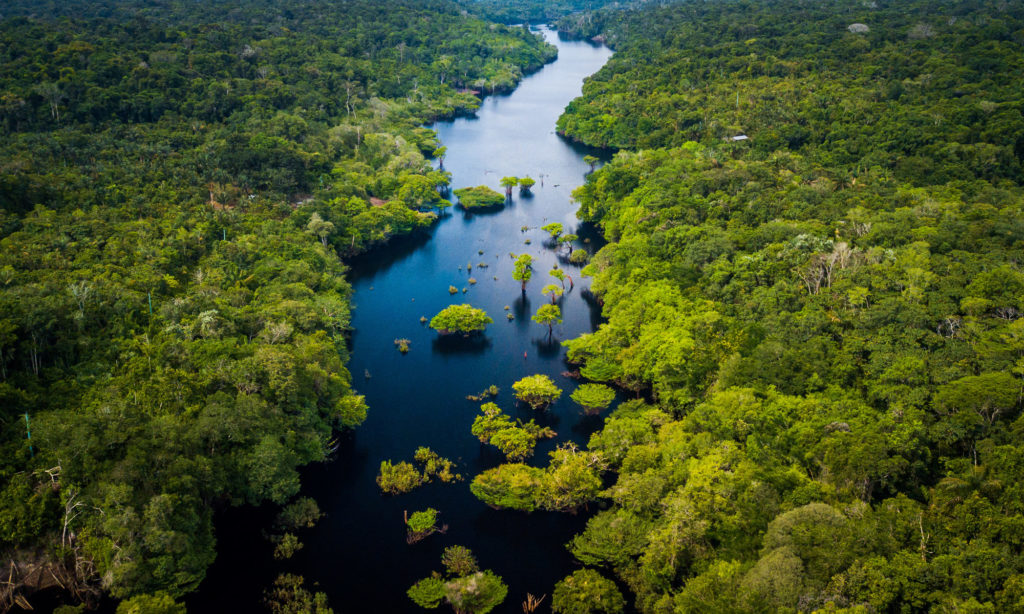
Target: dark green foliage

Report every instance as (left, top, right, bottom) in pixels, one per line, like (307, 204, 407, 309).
(554, 0, 1024, 611)
(264, 574, 332, 614)
(275, 497, 323, 531)
(0, 0, 554, 604)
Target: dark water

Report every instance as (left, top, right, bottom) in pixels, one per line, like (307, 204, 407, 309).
(190, 27, 613, 613)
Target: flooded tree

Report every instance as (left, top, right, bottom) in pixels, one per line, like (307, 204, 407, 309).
(512, 254, 534, 293)
(532, 304, 562, 335)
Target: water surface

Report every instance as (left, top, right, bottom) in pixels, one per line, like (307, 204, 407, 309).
(192, 27, 613, 613)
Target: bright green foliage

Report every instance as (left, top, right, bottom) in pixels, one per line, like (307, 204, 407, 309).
(570, 384, 615, 414)
(551, 569, 625, 614)
(408, 576, 447, 609)
(500, 176, 520, 197)
(470, 463, 546, 511)
(471, 402, 516, 443)
(406, 508, 443, 543)
(306, 213, 336, 248)
(378, 448, 461, 494)
(470, 445, 604, 512)
(569, 249, 589, 264)
(414, 447, 463, 483)
(540, 445, 605, 512)
(429, 304, 493, 335)
(115, 592, 186, 614)
(406, 509, 440, 534)
(409, 547, 507, 614)
(513, 254, 534, 291)
(542, 284, 564, 302)
(532, 304, 563, 334)
(583, 155, 599, 171)
(471, 403, 556, 460)
(455, 186, 507, 209)
(376, 461, 426, 495)
(265, 574, 333, 614)
(488, 428, 535, 461)
(512, 374, 562, 409)
(550, 268, 570, 289)
(542, 222, 564, 239)
(518, 176, 536, 193)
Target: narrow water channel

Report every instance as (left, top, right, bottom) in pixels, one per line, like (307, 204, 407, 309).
(191, 27, 613, 612)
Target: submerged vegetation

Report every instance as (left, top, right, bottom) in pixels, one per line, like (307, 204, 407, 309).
(470, 402, 556, 461)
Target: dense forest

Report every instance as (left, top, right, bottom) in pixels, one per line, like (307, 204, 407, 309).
(461, 0, 646, 25)
(0, 1, 554, 610)
(543, 0, 1024, 611)
(4, 0, 1024, 611)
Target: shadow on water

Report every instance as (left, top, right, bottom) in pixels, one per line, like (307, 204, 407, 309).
(532, 335, 562, 358)
(513, 293, 532, 321)
(345, 229, 433, 278)
(431, 333, 493, 355)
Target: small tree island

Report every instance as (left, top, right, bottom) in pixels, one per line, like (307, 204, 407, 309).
(454, 185, 506, 209)
(429, 304, 493, 335)
(512, 374, 562, 409)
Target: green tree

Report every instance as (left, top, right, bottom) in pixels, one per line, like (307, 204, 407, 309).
(442, 545, 480, 576)
(406, 508, 443, 544)
(542, 222, 564, 240)
(408, 547, 507, 613)
(306, 212, 335, 248)
(513, 254, 534, 293)
(519, 176, 536, 194)
(550, 267, 573, 290)
(470, 463, 545, 511)
(377, 461, 425, 495)
(570, 384, 615, 414)
(116, 592, 186, 614)
(429, 304, 493, 335)
(512, 374, 562, 409)
(551, 569, 625, 614)
(542, 283, 564, 303)
(265, 574, 333, 614)
(532, 304, 563, 335)
(500, 176, 519, 197)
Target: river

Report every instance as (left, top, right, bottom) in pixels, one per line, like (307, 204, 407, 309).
(190, 26, 613, 613)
